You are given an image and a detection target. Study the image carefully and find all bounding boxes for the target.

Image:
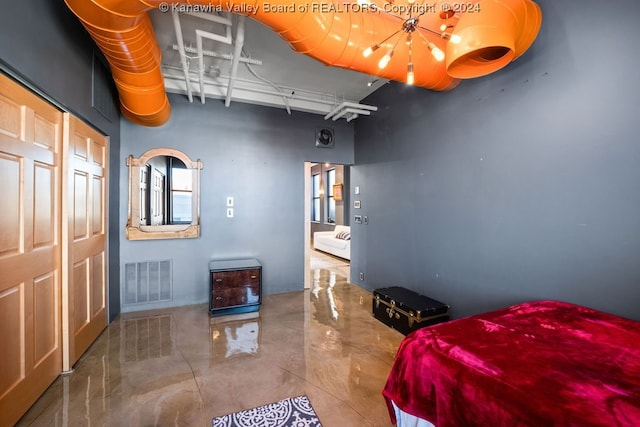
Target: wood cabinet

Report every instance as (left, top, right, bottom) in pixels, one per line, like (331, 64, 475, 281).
(209, 259, 261, 317)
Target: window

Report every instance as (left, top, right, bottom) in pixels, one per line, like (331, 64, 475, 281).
(326, 169, 336, 224)
(169, 163, 192, 223)
(311, 173, 320, 222)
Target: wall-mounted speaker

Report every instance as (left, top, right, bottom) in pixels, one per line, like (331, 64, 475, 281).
(315, 128, 334, 148)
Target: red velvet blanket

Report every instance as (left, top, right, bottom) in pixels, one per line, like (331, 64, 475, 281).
(382, 300, 640, 426)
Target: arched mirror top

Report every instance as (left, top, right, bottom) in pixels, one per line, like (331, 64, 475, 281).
(126, 148, 203, 240)
(128, 148, 202, 170)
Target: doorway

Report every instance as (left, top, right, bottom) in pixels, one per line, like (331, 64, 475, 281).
(303, 161, 351, 289)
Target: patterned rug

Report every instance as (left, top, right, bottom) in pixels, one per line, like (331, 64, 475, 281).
(212, 395, 322, 427)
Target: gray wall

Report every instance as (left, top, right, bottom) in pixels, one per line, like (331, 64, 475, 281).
(0, 0, 122, 320)
(120, 94, 354, 312)
(351, 0, 640, 320)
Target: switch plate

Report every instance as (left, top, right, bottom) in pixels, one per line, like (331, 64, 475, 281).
(226, 196, 234, 207)
(363, 215, 368, 225)
(354, 215, 362, 224)
(354, 186, 360, 195)
(226, 208, 234, 218)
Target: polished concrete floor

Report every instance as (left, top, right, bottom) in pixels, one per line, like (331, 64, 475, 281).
(17, 251, 404, 426)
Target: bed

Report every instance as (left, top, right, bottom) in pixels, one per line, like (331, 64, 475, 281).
(382, 300, 640, 427)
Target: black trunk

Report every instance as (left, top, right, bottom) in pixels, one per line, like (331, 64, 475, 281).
(372, 286, 449, 335)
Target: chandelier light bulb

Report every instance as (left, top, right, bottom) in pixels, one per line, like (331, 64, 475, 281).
(449, 34, 461, 44)
(363, 45, 378, 58)
(428, 42, 445, 61)
(440, 23, 447, 31)
(407, 63, 414, 85)
(378, 50, 393, 69)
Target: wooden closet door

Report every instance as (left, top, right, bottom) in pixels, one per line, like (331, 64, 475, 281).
(0, 74, 63, 427)
(62, 114, 108, 370)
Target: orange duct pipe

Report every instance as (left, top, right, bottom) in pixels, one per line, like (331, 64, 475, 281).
(446, 0, 542, 78)
(64, 0, 541, 127)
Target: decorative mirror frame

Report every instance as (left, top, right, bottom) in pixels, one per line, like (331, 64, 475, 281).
(126, 148, 203, 240)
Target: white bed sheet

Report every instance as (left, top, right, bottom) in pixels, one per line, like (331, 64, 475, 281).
(392, 401, 436, 427)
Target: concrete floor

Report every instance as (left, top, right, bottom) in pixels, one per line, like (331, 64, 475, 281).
(17, 251, 404, 426)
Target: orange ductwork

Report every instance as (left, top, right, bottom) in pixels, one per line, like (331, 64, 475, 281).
(64, 0, 541, 127)
(445, 0, 542, 78)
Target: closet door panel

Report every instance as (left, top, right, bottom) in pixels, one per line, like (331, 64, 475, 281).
(0, 152, 21, 255)
(0, 73, 62, 427)
(63, 113, 108, 369)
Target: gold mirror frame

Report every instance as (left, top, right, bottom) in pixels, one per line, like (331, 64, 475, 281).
(126, 148, 203, 240)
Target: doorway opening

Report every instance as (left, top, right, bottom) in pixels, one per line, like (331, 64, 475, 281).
(304, 161, 351, 289)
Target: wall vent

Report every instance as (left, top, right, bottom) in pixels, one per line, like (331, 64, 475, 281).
(92, 51, 118, 122)
(315, 127, 335, 148)
(123, 260, 172, 306)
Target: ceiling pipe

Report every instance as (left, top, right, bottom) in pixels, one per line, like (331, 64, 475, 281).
(162, 67, 351, 114)
(172, 44, 263, 65)
(325, 102, 378, 121)
(170, 11, 193, 103)
(330, 107, 374, 122)
(64, 0, 541, 127)
(193, 13, 233, 104)
(195, 22, 232, 103)
(190, 74, 338, 105)
(225, 15, 246, 107)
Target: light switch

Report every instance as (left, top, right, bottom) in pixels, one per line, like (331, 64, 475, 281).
(226, 208, 234, 218)
(226, 196, 234, 207)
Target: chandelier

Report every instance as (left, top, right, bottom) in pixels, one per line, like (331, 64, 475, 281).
(362, 1, 464, 85)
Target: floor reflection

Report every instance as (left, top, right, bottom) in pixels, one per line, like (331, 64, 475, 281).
(210, 312, 261, 359)
(123, 315, 173, 361)
(311, 269, 340, 322)
(16, 250, 404, 427)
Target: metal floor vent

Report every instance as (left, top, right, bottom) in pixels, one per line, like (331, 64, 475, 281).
(123, 260, 172, 306)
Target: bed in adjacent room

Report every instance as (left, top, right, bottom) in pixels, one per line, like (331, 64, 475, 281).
(383, 300, 640, 427)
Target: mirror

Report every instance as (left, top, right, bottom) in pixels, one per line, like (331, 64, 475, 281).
(126, 148, 202, 240)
